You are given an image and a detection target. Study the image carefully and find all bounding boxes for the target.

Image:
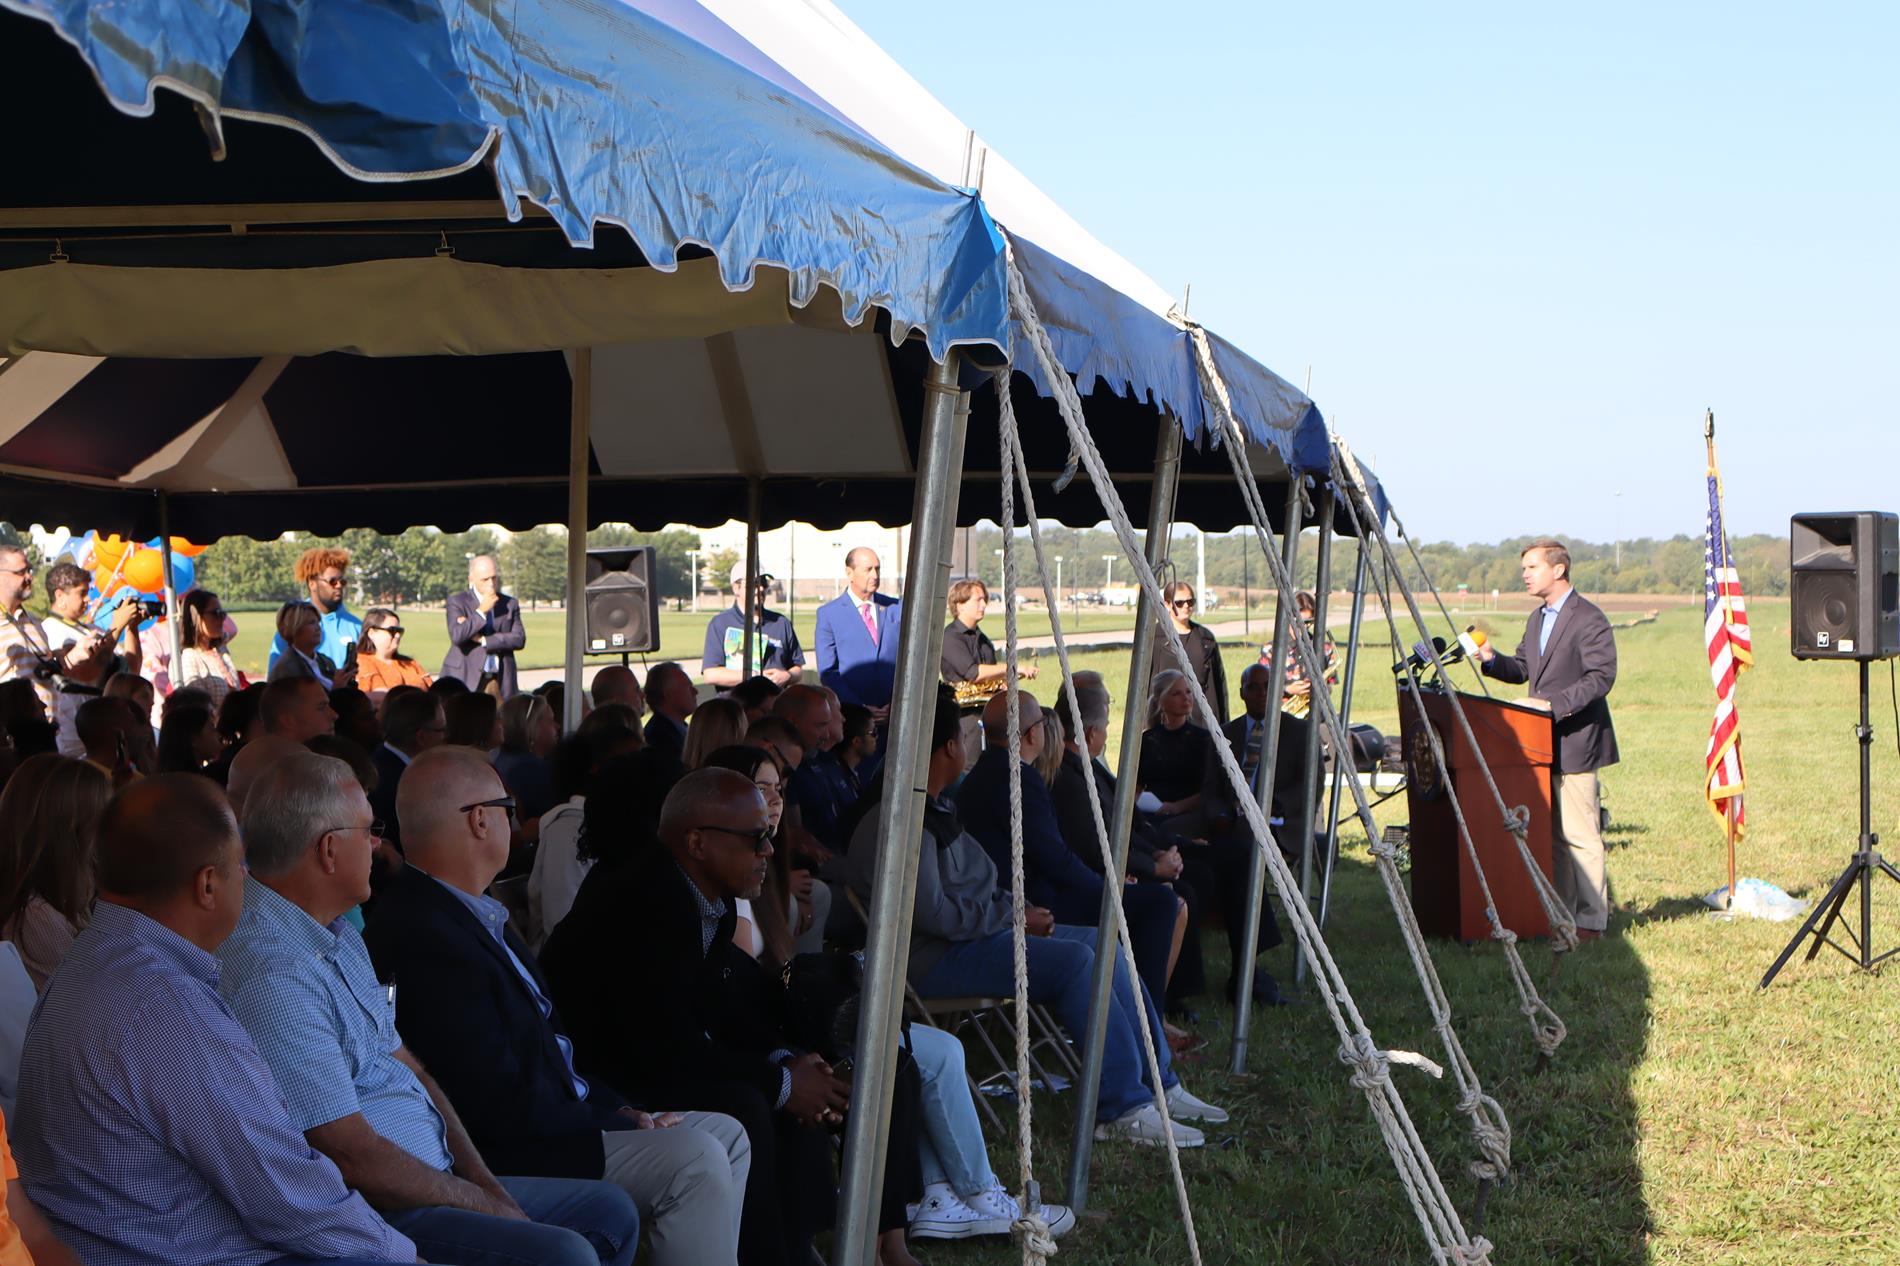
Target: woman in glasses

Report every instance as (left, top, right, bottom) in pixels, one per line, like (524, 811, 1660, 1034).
(174, 588, 243, 711)
(354, 607, 433, 695)
(1150, 580, 1229, 725)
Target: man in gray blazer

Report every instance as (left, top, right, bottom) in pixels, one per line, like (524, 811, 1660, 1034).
(441, 555, 525, 697)
(1477, 539, 1618, 937)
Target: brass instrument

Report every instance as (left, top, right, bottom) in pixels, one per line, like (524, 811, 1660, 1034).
(951, 676, 1008, 711)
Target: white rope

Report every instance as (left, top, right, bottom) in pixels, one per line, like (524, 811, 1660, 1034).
(995, 371, 1203, 1266)
(1004, 245, 1490, 1266)
(996, 403, 1057, 1265)
(1349, 487, 1570, 1062)
(1334, 437, 1579, 959)
(1185, 327, 1518, 1183)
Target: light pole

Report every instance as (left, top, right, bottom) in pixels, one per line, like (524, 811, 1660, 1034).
(993, 548, 1005, 597)
(1613, 490, 1624, 571)
(685, 549, 701, 613)
(1053, 555, 1064, 611)
(1101, 554, 1115, 597)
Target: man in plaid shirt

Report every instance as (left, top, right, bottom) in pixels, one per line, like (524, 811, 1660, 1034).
(0, 547, 109, 717)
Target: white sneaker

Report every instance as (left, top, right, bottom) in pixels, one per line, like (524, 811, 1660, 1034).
(908, 1183, 990, 1240)
(1166, 1081, 1230, 1124)
(1094, 1102, 1206, 1148)
(962, 1185, 1078, 1239)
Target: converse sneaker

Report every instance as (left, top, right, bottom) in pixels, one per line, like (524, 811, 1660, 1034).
(1094, 1102, 1206, 1147)
(908, 1183, 990, 1240)
(1166, 1080, 1230, 1124)
(962, 1185, 1078, 1239)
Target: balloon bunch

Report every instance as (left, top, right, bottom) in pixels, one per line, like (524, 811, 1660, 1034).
(47, 531, 208, 633)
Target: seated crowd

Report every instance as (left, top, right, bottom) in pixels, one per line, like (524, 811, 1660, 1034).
(0, 542, 1319, 1264)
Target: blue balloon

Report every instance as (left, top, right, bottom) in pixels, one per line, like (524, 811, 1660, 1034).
(169, 553, 196, 594)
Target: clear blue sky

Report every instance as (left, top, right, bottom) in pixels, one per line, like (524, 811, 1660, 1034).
(837, 2, 1898, 544)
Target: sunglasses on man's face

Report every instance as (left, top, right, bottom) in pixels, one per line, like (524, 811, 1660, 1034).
(695, 823, 775, 854)
(1172, 599, 1195, 609)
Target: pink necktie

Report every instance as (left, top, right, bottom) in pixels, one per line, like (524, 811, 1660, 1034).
(860, 600, 879, 648)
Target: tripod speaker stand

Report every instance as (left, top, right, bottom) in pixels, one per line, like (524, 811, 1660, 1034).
(1759, 660, 1900, 987)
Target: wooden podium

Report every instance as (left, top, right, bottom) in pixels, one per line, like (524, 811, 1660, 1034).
(1398, 686, 1557, 942)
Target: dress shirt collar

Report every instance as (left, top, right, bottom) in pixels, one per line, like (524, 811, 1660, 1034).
(423, 869, 511, 940)
(381, 741, 414, 767)
(240, 874, 347, 962)
(675, 861, 728, 958)
(88, 898, 220, 986)
(851, 591, 877, 613)
(1542, 587, 1575, 618)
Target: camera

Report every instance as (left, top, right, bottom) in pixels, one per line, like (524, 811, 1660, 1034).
(117, 596, 165, 622)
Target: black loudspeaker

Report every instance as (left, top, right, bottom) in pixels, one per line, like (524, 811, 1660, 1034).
(1790, 512, 1900, 661)
(585, 546, 660, 654)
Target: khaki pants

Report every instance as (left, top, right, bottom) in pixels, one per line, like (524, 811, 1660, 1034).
(599, 1112, 750, 1266)
(1551, 770, 1609, 933)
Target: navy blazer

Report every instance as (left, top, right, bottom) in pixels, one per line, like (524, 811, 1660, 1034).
(368, 744, 409, 847)
(441, 590, 524, 697)
(1481, 590, 1619, 774)
(958, 745, 1104, 926)
(362, 865, 630, 1180)
(814, 591, 902, 710)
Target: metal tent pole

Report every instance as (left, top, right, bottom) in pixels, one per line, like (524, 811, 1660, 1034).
(1228, 475, 1304, 1073)
(1317, 539, 1372, 930)
(157, 493, 181, 691)
(744, 479, 762, 678)
(836, 350, 967, 1263)
(1291, 485, 1335, 989)
(1063, 415, 1183, 1212)
(561, 349, 591, 734)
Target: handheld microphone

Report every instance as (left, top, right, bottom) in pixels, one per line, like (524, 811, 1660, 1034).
(1457, 625, 1487, 658)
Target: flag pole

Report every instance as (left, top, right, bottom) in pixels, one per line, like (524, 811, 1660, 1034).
(1706, 408, 1739, 909)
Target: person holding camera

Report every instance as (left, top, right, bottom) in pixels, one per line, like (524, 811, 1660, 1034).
(39, 563, 145, 758)
(0, 549, 124, 720)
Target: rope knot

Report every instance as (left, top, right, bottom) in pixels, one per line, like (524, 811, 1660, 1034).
(1488, 925, 1518, 947)
(1456, 1235, 1496, 1266)
(1339, 1036, 1391, 1091)
(1369, 836, 1398, 861)
(1013, 1211, 1058, 1260)
(1502, 805, 1530, 836)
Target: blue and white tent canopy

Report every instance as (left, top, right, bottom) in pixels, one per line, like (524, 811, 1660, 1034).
(0, 0, 1372, 540)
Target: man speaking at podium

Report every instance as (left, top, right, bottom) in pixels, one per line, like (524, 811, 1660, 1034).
(1475, 539, 1619, 940)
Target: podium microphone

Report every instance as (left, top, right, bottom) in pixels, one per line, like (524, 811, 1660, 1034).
(1392, 627, 1485, 680)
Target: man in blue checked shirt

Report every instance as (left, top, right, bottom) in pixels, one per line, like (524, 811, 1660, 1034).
(11, 774, 419, 1266)
(220, 752, 640, 1266)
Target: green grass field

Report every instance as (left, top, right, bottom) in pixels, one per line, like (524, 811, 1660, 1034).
(937, 599, 1900, 1265)
(219, 603, 1295, 679)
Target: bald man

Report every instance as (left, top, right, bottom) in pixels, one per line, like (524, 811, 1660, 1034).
(13, 775, 418, 1265)
(812, 547, 901, 716)
(542, 769, 885, 1266)
(364, 747, 749, 1266)
(443, 555, 524, 697)
(589, 664, 642, 716)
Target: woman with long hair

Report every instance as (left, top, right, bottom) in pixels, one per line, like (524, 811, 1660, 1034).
(1138, 668, 1211, 836)
(0, 754, 111, 989)
(682, 696, 747, 771)
(354, 607, 433, 694)
(156, 702, 221, 775)
(174, 589, 242, 711)
(1150, 579, 1228, 725)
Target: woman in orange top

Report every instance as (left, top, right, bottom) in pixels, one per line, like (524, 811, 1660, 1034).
(353, 608, 433, 695)
(0, 1103, 82, 1264)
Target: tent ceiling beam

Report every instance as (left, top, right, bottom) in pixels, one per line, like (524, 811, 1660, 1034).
(0, 201, 537, 231)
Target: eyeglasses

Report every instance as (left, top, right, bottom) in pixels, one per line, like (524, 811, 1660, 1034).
(327, 821, 386, 839)
(317, 574, 346, 587)
(205, 608, 226, 620)
(459, 795, 516, 813)
(0, 567, 29, 577)
(1171, 599, 1195, 609)
(372, 625, 405, 636)
(694, 823, 775, 854)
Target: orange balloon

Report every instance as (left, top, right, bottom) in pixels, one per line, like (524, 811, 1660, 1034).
(169, 537, 209, 558)
(121, 548, 166, 593)
(91, 534, 129, 575)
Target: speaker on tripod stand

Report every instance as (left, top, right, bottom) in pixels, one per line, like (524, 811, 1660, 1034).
(1761, 512, 1900, 987)
(584, 547, 660, 655)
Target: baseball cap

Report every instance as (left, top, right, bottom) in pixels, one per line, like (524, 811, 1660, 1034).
(730, 562, 774, 587)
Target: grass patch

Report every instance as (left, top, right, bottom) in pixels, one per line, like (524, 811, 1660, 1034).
(932, 600, 1900, 1265)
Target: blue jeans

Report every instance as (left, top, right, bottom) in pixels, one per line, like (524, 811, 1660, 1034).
(381, 1174, 640, 1266)
(908, 1023, 997, 1195)
(915, 924, 1174, 1123)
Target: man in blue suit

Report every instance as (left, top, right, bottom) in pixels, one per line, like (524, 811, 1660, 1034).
(813, 548, 902, 720)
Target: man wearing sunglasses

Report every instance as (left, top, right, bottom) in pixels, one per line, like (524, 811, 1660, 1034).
(220, 751, 642, 1266)
(267, 547, 364, 677)
(366, 747, 750, 1266)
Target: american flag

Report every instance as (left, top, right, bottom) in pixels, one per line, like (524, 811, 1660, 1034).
(1704, 431, 1750, 840)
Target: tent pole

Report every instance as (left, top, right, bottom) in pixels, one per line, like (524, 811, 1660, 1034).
(1064, 415, 1183, 1212)
(836, 350, 967, 1264)
(1292, 483, 1335, 989)
(744, 479, 762, 678)
(158, 493, 180, 692)
(561, 349, 591, 734)
(1229, 476, 1304, 1073)
(1318, 535, 1372, 930)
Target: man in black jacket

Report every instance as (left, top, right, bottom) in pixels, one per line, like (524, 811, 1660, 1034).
(363, 746, 751, 1266)
(1478, 539, 1618, 937)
